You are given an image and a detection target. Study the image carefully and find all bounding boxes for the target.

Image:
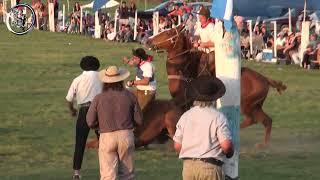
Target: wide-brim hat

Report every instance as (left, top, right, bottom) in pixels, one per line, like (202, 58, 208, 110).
(288, 31, 294, 36)
(99, 66, 130, 83)
(186, 76, 226, 102)
(196, 6, 210, 18)
(132, 48, 148, 60)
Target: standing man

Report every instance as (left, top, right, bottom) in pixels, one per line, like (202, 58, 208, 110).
(118, 1, 129, 26)
(194, 6, 215, 76)
(66, 56, 102, 179)
(123, 48, 156, 111)
(173, 76, 234, 180)
(86, 65, 142, 180)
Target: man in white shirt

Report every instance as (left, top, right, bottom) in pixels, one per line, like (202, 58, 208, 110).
(276, 32, 287, 59)
(193, 6, 215, 76)
(123, 48, 156, 111)
(66, 56, 103, 179)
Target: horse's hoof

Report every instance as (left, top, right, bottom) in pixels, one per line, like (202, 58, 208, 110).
(86, 139, 99, 149)
(255, 143, 268, 149)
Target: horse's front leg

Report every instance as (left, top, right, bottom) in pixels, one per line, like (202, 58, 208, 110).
(135, 116, 166, 148)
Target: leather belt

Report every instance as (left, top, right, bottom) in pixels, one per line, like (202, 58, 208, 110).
(182, 157, 224, 166)
(79, 102, 91, 107)
(137, 89, 156, 95)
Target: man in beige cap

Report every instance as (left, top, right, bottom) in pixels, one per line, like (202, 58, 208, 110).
(86, 65, 142, 180)
(194, 6, 215, 76)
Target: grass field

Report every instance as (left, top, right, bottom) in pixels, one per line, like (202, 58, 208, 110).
(1, 24, 320, 180)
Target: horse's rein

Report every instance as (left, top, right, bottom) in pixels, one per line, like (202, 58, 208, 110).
(152, 26, 185, 50)
(167, 49, 191, 61)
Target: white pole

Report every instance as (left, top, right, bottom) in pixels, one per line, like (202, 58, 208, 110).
(63, 4, 65, 30)
(134, 10, 138, 40)
(153, 11, 159, 35)
(80, 7, 83, 33)
(248, 20, 253, 57)
(114, 9, 118, 35)
(10, 0, 16, 8)
(36, 10, 39, 29)
(289, 8, 292, 32)
(67, 0, 70, 14)
(300, 21, 310, 64)
(144, 0, 147, 10)
(48, 3, 55, 32)
(3, 0, 7, 23)
(316, 20, 320, 35)
(156, 11, 159, 34)
(153, 12, 156, 35)
(253, 16, 260, 30)
(178, 15, 181, 25)
(95, 11, 100, 38)
(300, 0, 309, 65)
(272, 21, 277, 58)
(303, 0, 307, 22)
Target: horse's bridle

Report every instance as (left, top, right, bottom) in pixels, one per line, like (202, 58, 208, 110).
(151, 26, 184, 51)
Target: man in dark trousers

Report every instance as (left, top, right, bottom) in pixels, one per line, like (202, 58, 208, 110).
(66, 56, 102, 179)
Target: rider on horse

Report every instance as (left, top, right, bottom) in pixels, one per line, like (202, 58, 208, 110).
(123, 48, 156, 111)
(193, 6, 216, 76)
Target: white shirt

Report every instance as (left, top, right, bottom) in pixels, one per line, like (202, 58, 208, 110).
(276, 37, 286, 47)
(135, 62, 157, 91)
(194, 22, 215, 53)
(173, 106, 232, 161)
(66, 71, 103, 105)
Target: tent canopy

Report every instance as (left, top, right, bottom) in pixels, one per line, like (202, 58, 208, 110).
(233, 0, 320, 17)
(81, 0, 119, 9)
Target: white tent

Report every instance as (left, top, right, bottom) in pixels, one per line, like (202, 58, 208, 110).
(80, 0, 119, 38)
(81, 0, 119, 10)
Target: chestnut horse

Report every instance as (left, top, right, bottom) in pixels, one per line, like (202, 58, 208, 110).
(86, 98, 183, 149)
(146, 25, 287, 147)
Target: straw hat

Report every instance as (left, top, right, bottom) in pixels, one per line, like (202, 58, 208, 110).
(288, 31, 294, 37)
(186, 76, 226, 101)
(99, 66, 130, 83)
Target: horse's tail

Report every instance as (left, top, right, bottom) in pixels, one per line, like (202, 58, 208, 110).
(266, 78, 287, 94)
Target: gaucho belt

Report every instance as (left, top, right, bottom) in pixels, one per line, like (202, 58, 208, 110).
(182, 157, 224, 166)
(79, 102, 91, 107)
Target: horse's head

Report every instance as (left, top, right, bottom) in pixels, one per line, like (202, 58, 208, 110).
(146, 24, 185, 52)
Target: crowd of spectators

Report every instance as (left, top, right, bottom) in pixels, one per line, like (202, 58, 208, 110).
(239, 20, 320, 69)
(1, 0, 319, 69)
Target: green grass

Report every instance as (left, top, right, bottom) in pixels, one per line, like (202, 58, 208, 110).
(1, 24, 320, 180)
